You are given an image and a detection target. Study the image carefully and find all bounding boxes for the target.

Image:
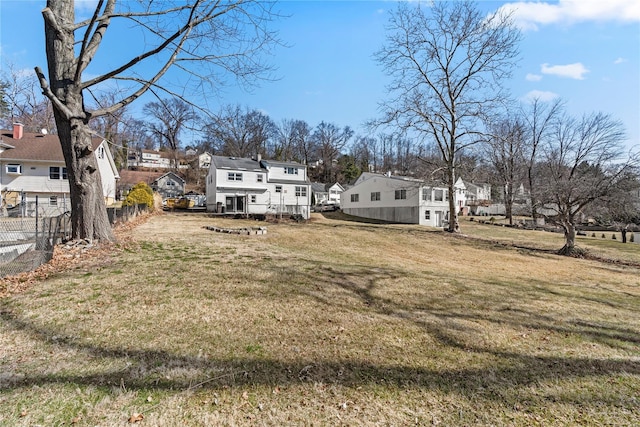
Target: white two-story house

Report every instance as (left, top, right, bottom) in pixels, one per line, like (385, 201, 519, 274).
(206, 155, 311, 219)
(0, 123, 119, 217)
(340, 172, 464, 227)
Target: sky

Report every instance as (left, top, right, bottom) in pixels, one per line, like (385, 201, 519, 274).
(1, 0, 639, 152)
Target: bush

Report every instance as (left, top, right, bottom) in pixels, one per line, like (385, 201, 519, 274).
(123, 182, 154, 208)
(612, 234, 617, 240)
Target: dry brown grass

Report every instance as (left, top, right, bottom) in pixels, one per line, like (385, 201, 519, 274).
(1, 212, 639, 426)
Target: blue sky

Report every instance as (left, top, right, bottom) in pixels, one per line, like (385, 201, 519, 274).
(1, 1, 639, 151)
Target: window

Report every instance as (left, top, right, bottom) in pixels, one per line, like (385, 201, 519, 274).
(371, 191, 381, 201)
(295, 186, 307, 197)
(350, 193, 359, 202)
(422, 187, 432, 201)
(49, 166, 60, 180)
(50, 196, 58, 206)
(97, 146, 105, 159)
(275, 185, 282, 193)
(49, 166, 67, 180)
(6, 164, 22, 174)
(250, 195, 257, 203)
(284, 167, 298, 175)
(434, 189, 444, 201)
(425, 210, 431, 220)
(227, 172, 243, 181)
(257, 174, 263, 182)
(395, 189, 407, 200)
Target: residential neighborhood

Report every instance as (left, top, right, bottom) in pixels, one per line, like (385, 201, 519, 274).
(0, 1, 639, 425)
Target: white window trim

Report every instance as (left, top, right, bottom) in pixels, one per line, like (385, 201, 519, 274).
(6, 164, 22, 174)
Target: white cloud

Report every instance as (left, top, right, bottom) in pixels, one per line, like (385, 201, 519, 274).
(498, 0, 640, 31)
(526, 73, 543, 82)
(522, 90, 559, 102)
(541, 62, 589, 80)
(614, 57, 627, 64)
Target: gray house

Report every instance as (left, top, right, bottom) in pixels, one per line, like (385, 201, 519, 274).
(152, 172, 185, 198)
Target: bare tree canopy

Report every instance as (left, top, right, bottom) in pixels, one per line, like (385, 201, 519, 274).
(311, 121, 354, 183)
(1, 64, 54, 132)
(202, 104, 276, 158)
(35, 0, 280, 242)
(537, 112, 636, 255)
(521, 97, 565, 223)
(375, 0, 521, 232)
(484, 115, 526, 225)
(143, 98, 198, 169)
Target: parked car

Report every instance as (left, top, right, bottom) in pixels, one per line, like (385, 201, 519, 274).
(314, 203, 340, 212)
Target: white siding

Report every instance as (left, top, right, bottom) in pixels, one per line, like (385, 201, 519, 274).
(341, 174, 450, 227)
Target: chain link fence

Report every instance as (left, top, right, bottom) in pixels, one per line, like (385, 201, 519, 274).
(0, 212, 71, 278)
(0, 203, 149, 278)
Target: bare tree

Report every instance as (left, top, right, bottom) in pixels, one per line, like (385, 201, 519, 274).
(484, 116, 526, 225)
(522, 97, 565, 224)
(274, 118, 315, 163)
(143, 98, 198, 169)
(537, 112, 635, 255)
(35, 1, 279, 242)
(375, 1, 521, 232)
(311, 121, 354, 183)
(202, 104, 276, 158)
(1, 64, 55, 132)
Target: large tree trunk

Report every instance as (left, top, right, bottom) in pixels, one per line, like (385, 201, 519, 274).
(558, 221, 577, 256)
(57, 119, 115, 242)
(43, 1, 115, 242)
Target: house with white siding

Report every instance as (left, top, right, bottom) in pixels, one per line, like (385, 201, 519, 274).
(206, 155, 311, 219)
(340, 172, 465, 227)
(311, 182, 345, 206)
(0, 124, 119, 217)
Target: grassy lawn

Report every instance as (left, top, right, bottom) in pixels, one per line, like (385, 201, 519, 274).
(1, 212, 639, 426)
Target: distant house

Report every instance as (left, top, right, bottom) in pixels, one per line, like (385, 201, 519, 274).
(118, 170, 185, 199)
(127, 148, 173, 169)
(152, 172, 186, 198)
(340, 172, 465, 227)
(0, 123, 119, 216)
(198, 152, 212, 169)
(311, 182, 345, 206)
(206, 155, 311, 219)
(459, 179, 492, 215)
(118, 169, 162, 198)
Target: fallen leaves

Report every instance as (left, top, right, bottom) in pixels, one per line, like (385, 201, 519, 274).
(128, 413, 144, 423)
(0, 211, 155, 297)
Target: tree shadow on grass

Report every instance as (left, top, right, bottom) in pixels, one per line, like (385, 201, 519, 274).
(1, 305, 638, 399)
(1, 260, 639, 406)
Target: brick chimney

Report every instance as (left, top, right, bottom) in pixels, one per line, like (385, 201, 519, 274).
(13, 123, 24, 140)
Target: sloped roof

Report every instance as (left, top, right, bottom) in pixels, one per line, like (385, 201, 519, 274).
(311, 182, 327, 193)
(210, 155, 264, 171)
(117, 169, 164, 187)
(0, 129, 104, 162)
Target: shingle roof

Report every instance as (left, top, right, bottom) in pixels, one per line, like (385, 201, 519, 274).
(0, 130, 104, 162)
(210, 155, 264, 171)
(117, 169, 164, 186)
